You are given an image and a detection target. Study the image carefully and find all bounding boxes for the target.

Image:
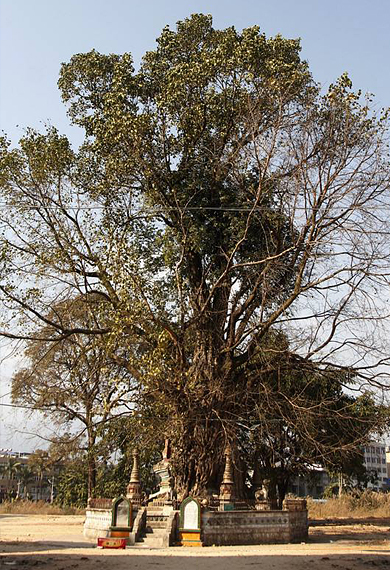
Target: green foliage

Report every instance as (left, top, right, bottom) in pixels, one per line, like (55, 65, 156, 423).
(235, 334, 387, 503)
(0, 457, 22, 480)
(96, 450, 158, 499)
(55, 460, 88, 508)
(12, 297, 137, 498)
(16, 465, 35, 498)
(95, 414, 163, 497)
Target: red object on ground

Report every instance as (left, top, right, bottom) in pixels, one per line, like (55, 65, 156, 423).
(97, 537, 127, 549)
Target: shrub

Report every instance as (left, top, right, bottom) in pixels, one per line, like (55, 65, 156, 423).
(308, 491, 390, 519)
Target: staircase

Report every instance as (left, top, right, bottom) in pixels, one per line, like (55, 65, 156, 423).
(136, 511, 175, 548)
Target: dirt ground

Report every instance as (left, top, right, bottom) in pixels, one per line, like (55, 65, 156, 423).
(1, 514, 390, 570)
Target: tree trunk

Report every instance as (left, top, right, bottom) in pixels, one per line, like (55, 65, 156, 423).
(277, 475, 290, 509)
(87, 427, 97, 499)
(171, 418, 227, 498)
(88, 456, 96, 498)
(38, 475, 42, 500)
(165, 320, 240, 498)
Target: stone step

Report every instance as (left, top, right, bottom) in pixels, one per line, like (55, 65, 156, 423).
(146, 521, 167, 530)
(136, 534, 167, 548)
(146, 527, 166, 534)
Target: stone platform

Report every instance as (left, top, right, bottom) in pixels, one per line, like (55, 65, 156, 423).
(201, 508, 307, 546)
(84, 499, 308, 546)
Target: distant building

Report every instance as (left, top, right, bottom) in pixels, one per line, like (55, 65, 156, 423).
(287, 440, 390, 499)
(288, 467, 330, 499)
(362, 441, 388, 489)
(0, 450, 50, 501)
(385, 446, 390, 486)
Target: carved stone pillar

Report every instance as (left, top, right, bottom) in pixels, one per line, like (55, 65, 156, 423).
(126, 449, 142, 506)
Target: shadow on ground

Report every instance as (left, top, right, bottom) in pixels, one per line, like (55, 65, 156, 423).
(1, 522, 390, 570)
(1, 550, 390, 570)
(311, 526, 390, 543)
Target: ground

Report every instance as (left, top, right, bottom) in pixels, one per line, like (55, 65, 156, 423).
(1, 514, 390, 570)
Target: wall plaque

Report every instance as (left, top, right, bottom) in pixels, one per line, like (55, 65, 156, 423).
(184, 500, 199, 529)
(178, 496, 202, 546)
(179, 497, 201, 530)
(116, 500, 130, 526)
(111, 496, 132, 528)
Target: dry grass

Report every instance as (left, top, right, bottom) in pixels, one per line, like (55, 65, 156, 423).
(0, 500, 84, 515)
(3, 493, 390, 519)
(308, 491, 390, 519)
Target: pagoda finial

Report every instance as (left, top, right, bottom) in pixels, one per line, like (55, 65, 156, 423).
(219, 445, 235, 508)
(130, 449, 140, 483)
(126, 448, 142, 506)
(222, 446, 234, 484)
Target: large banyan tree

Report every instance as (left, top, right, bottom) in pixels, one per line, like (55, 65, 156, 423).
(1, 15, 390, 498)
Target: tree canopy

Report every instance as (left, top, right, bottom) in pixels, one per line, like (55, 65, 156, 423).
(2, 14, 390, 498)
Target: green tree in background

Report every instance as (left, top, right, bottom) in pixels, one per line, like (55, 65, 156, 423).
(55, 458, 89, 508)
(0, 457, 21, 499)
(27, 449, 51, 500)
(16, 465, 35, 499)
(241, 340, 387, 505)
(12, 297, 136, 499)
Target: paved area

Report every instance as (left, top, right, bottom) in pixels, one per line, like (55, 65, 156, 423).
(0, 514, 390, 570)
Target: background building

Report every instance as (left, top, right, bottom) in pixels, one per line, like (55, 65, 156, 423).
(362, 441, 388, 489)
(0, 450, 51, 501)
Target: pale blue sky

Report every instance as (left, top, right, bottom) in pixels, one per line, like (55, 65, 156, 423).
(1, 0, 390, 146)
(0, 0, 389, 449)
